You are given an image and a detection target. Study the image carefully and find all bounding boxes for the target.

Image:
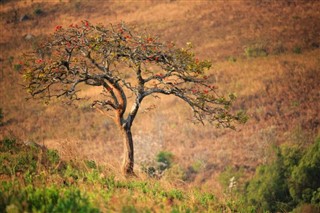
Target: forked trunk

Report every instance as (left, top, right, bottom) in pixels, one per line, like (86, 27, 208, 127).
(121, 125, 135, 176)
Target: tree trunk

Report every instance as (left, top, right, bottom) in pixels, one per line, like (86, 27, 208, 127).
(121, 125, 135, 176)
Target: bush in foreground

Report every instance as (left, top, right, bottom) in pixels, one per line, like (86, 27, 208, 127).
(246, 137, 320, 212)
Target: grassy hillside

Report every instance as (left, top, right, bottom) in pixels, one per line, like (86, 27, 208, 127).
(1, 135, 319, 212)
(0, 138, 230, 212)
(0, 0, 320, 211)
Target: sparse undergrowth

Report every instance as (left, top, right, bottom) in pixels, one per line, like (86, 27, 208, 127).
(0, 138, 240, 212)
(1, 136, 319, 212)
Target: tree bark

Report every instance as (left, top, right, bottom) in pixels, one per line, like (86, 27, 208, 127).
(121, 125, 135, 176)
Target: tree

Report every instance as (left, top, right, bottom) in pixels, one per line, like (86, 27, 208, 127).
(21, 21, 246, 176)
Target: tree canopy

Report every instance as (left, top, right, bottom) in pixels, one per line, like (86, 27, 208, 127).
(22, 21, 246, 128)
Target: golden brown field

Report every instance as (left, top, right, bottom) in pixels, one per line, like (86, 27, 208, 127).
(1, 0, 320, 202)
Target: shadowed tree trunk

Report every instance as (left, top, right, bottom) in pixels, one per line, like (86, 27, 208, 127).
(121, 124, 134, 175)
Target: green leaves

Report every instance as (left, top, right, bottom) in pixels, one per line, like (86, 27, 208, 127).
(172, 48, 211, 75)
(290, 137, 320, 204)
(236, 110, 249, 124)
(246, 137, 320, 212)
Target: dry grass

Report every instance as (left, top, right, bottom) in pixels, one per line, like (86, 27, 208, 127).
(1, 0, 320, 197)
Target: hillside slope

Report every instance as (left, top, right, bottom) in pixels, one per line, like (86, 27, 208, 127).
(1, 0, 319, 195)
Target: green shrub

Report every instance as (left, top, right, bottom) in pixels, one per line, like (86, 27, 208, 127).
(246, 137, 320, 212)
(0, 185, 99, 213)
(196, 192, 216, 207)
(16, 151, 37, 173)
(64, 164, 80, 180)
(102, 175, 116, 190)
(246, 147, 295, 212)
(289, 137, 320, 205)
(246, 166, 292, 211)
(293, 46, 302, 54)
(244, 44, 268, 58)
(13, 64, 22, 72)
(54, 188, 99, 213)
(47, 149, 60, 164)
(311, 188, 320, 206)
(86, 170, 100, 183)
(0, 138, 39, 176)
(23, 170, 33, 184)
(156, 151, 173, 171)
(85, 160, 97, 169)
(281, 144, 304, 177)
(1, 138, 16, 151)
(33, 8, 44, 16)
(168, 189, 184, 200)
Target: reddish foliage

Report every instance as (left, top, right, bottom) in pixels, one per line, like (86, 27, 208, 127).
(55, 25, 62, 31)
(36, 59, 43, 64)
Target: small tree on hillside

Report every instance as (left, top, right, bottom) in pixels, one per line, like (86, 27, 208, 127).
(21, 21, 247, 176)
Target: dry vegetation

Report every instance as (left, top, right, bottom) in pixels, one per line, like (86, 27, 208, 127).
(0, 0, 319, 204)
